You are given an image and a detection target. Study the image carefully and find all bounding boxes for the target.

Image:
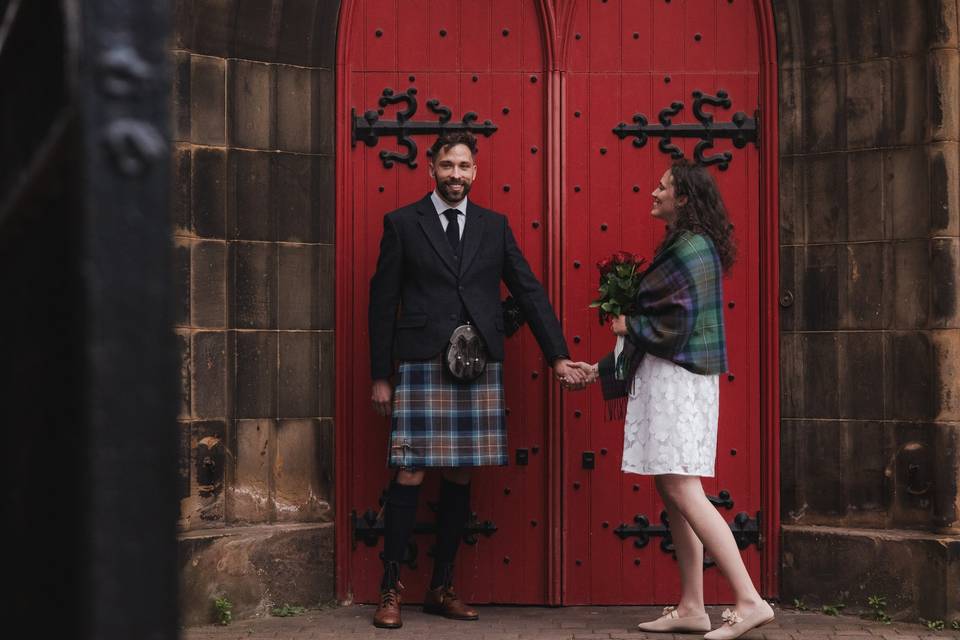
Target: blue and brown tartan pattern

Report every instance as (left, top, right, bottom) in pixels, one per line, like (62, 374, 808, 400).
(625, 231, 728, 375)
(388, 358, 508, 468)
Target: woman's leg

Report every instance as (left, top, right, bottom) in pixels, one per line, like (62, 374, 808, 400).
(657, 474, 766, 612)
(656, 476, 706, 616)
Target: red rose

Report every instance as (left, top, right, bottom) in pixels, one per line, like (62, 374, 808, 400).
(596, 257, 613, 275)
(613, 250, 633, 265)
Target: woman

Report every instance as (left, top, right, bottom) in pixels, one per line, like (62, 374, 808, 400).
(576, 160, 773, 640)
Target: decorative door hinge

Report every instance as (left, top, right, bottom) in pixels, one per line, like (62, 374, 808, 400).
(352, 506, 497, 568)
(352, 87, 498, 169)
(614, 496, 761, 568)
(613, 89, 758, 170)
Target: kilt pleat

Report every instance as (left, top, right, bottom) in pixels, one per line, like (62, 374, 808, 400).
(389, 358, 507, 468)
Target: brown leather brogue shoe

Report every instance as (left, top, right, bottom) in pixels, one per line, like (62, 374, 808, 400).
(373, 587, 403, 628)
(422, 585, 479, 621)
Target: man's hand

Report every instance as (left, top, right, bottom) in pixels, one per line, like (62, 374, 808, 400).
(553, 358, 589, 389)
(610, 314, 628, 336)
(568, 361, 599, 385)
(371, 379, 393, 416)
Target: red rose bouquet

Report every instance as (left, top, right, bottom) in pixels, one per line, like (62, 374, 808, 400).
(589, 250, 647, 325)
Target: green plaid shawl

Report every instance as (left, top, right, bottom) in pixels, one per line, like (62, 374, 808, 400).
(599, 231, 728, 407)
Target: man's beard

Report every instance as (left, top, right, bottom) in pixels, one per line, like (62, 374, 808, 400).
(436, 178, 471, 204)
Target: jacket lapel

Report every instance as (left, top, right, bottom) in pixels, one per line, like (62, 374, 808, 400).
(458, 201, 485, 275)
(416, 194, 459, 276)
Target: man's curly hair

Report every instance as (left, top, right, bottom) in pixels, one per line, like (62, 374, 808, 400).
(429, 131, 478, 160)
(661, 159, 737, 273)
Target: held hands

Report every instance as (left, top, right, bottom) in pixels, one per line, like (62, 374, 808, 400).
(553, 358, 599, 390)
(371, 379, 393, 416)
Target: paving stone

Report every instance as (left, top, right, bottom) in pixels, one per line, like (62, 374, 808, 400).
(180, 607, 948, 640)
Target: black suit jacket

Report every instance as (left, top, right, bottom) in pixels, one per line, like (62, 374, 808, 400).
(369, 193, 569, 380)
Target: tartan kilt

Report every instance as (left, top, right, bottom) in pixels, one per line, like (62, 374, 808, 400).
(388, 358, 507, 468)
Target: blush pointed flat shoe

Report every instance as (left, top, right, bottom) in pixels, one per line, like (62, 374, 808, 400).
(703, 602, 775, 640)
(636, 606, 712, 633)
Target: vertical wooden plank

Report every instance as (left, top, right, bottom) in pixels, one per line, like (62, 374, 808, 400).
(461, 1, 493, 73)
(364, 0, 397, 72)
(716, 0, 749, 72)
(396, 0, 429, 71)
(491, 0, 521, 72)
(588, 0, 620, 72)
(352, 63, 405, 602)
(586, 71, 624, 604)
(744, 69, 763, 593)
(685, 0, 718, 72)
(616, 69, 657, 605)
(562, 68, 592, 605)
(621, 0, 653, 73)
(428, 0, 461, 71)
(652, 0, 685, 72)
(653, 0, 686, 72)
(520, 52, 549, 604)
(520, 0, 545, 71)
(567, 1, 590, 73)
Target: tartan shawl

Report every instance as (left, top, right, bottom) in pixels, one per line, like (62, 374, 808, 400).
(599, 230, 728, 415)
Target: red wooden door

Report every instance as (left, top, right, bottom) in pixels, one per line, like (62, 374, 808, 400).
(559, 0, 764, 604)
(338, 0, 556, 604)
(337, 0, 775, 606)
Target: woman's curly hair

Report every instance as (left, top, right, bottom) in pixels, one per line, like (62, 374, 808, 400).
(662, 159, 737, 273)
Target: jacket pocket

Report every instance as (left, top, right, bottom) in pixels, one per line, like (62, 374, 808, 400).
(397, 313, 427, 328)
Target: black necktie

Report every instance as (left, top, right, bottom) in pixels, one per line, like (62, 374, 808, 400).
(443, 209, 460, 255)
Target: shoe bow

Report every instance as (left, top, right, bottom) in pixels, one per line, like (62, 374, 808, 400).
(720, 608, 743, 625)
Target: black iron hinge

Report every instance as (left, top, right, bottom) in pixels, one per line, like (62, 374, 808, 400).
(613, 89, 759, 170)
(614, 504, 760, 568)
(352, 87, 498, 169)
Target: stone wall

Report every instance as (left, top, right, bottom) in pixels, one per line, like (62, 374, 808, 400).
(773, 0, 959, 620)
(167, 0, 960, 625)
(170, 0, 340, 623)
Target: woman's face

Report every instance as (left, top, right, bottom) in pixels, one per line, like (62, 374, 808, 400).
(650, 169, 682, 224)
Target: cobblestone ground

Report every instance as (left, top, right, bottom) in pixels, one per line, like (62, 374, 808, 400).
(183, 604, 960, 640)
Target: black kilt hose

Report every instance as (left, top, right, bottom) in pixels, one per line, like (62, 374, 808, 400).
(389, 358, 506, 468)
(369, 195, 570, 470)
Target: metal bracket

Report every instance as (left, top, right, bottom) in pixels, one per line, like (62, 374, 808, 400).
(706, 489, 734, 510)
(612, 89, 758, 170)
(352, 507, 498, 560)
(352, 87, 499, 169)
(614, 496, 760, 568)
(615, 509, 760, 548)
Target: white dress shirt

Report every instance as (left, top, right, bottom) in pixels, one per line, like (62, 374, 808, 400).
(431, 191, 467, 240)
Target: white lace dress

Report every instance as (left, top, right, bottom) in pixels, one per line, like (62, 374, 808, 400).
(621, 353, 720, 477)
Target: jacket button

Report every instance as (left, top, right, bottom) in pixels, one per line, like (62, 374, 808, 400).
(458, 286, 464, 291)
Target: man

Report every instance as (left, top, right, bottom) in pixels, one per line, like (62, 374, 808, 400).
(368, 132, 586, 628)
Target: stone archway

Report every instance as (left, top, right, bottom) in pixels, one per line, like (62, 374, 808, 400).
(168, 0, 960, 623)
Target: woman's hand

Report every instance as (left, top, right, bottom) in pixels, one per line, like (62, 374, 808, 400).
(568, 362, 599, 386)
(610, 314, 628, 336)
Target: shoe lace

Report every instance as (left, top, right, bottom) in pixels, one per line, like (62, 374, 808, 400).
(380, 582, 403, 607)
(443, 585, 462, 603)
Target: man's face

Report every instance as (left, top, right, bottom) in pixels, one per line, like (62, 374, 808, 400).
(428, 143, 477, 205)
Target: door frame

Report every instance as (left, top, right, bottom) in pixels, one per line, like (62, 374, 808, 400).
(334, 0, 781, 603)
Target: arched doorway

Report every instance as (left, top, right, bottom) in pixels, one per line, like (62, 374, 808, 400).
(335, 0, 779, 605)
